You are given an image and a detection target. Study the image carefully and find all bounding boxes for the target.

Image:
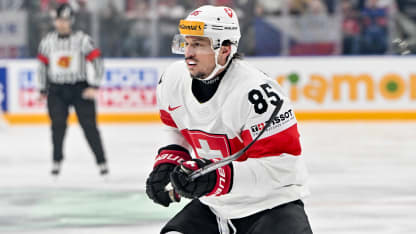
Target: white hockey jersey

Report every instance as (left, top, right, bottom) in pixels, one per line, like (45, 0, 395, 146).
(157, 59, 309, 219)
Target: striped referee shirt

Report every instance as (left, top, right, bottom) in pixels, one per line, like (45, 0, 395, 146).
(37, 30, 104, 91)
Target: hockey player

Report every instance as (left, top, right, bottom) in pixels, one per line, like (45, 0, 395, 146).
(145, 5, 313, 234)
(37, 3, 108, 176)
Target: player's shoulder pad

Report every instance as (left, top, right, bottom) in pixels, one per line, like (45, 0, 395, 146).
(157, 60, 187, 106)
(217, 60, 276, 121)
(158, 60, 187, 87)
(228, 60, 273, 92)
(228, 60, 290, 115)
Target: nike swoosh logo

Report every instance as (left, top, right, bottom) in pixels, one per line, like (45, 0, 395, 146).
(168, 105, 182, 111)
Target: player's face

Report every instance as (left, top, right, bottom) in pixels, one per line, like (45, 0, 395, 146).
(54, 18, 72, 35)
(184, 36, 216, 79)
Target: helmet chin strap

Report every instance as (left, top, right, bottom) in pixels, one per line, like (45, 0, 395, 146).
(192, 45, 236, 81)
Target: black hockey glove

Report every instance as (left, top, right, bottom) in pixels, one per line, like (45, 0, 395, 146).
(170, 158, 233, 199)
(145, 145, 191, 207)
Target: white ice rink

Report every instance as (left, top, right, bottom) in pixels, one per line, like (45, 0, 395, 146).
(1, 121, 416, 234)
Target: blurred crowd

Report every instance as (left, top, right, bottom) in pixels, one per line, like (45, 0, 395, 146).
(1, 0, 416, 58)
(341, 0, 390, 55)
(256, 0, 395, 55)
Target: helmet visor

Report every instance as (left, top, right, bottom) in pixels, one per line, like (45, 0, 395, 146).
(171, 34, 216, 55)
(171, 34, 186, 54)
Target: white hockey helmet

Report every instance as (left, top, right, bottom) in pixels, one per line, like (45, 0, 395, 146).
(172, 5, 241, 80)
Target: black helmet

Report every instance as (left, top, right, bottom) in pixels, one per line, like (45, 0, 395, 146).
(51, 3, 74, 21)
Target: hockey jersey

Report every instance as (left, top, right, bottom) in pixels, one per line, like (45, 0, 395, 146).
(157, 59, 309, 219)
(37, 31, 104, 91)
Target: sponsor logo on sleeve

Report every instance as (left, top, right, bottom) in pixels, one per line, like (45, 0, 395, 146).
(250, 109, 295, 135)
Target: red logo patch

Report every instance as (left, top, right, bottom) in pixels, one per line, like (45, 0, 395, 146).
(57, 56, 71, 68)
(224, 8, 233, 18)
(257, 123, 265, 131)
(190, 10, 201, 16)
(183, 130, 231, 159)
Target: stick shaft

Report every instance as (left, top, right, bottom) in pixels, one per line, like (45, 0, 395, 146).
(188, 100, 283, 181)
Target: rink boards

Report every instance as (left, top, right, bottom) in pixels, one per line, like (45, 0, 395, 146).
(1, 56, 416, 124)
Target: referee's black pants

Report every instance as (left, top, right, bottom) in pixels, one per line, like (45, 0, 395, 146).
(47, 82, 106, 165)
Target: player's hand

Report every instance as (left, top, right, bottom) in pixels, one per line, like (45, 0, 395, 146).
(170, 158, 233, 199)
(146, 164, 180, 206)
(37, 91, 47, 102)
(145, 145, 191, 207)
(82, 87, 98, 100)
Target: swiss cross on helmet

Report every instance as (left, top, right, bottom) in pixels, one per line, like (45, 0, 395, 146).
(172, 5, 241, 80)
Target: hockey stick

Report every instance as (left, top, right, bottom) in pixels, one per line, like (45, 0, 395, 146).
(167, 100, 283, 202)
(188, 99, 283, 181)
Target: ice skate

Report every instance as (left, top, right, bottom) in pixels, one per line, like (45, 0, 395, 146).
(51, 161, 61, 176)
(98, 163, 109, 176)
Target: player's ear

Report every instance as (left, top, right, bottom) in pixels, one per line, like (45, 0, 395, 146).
(220, 44, 231, 56)
(217, 45, 230, 66)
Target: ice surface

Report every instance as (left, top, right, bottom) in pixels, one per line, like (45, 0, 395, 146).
(1, 122, 415, 233)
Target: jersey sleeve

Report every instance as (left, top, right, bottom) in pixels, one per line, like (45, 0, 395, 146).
(239, 79, 301, 160)
(81, 33, 100, 59)
(157, 71, 177, 128)
(228, 78, 307, 196)
(81, 33, 104, 87)
(156, 64, 192, 152)
(37, 37, 49, 92)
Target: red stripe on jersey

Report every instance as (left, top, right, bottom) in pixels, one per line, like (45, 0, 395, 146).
(229, 136, 246, 161)
(37, 54, 49, 65)
(241, 124, 302, 158)
(159, 110, 177, 128)
(180, 129, 193, 149)
(85, 48, 101, 61)
(178, 124, 301, 161)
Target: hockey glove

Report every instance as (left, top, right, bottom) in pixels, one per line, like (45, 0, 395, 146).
(170, 158, 233, 199)
(146, 145, 191, 207)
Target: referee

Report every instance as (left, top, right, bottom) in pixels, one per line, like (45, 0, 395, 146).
(37, 3, 108, 176)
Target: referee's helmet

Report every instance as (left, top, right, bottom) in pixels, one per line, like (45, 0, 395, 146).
(51, 3, 75, 23)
